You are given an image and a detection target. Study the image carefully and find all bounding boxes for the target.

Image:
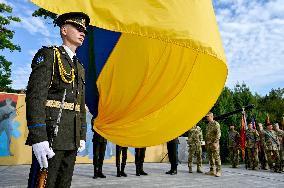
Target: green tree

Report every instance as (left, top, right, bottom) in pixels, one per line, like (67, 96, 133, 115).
(258, 88, 284, 123)
(0, 3, 21, 91)
(32, 8, 57, 22)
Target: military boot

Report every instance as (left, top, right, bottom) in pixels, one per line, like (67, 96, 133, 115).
(136, 163, 140, 176)
(205, 168, 215, 176)
(97, 165, 106, 178)
(170, 164, 177, 175)
(92, 166, 98, 179)
(116, 165, 121, 177)
(120, 164, 127, 177)
(188, 166, 193, 173)
(215, 167, 222, 177)
(197, 165, 203, 173)
(166, 163, 174, 174)
(139, 164, 148, 175)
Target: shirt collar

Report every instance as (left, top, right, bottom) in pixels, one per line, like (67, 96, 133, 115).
(62, 45, 76, 59)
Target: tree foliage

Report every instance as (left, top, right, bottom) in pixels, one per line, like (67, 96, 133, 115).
(0, 3, 21, 91)
(32, 8, 57, 23)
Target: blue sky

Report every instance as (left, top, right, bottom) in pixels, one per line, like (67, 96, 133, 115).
(1, 0, 284, 96)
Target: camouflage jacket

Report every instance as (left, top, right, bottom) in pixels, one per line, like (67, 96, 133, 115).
(275, 129, 284, 146)
(264, 130, 279, 150)
(188, 126, 203, 146)
(228, 130, 240, 147)
(259, 129, 267, 147)
(26, 46, 86, 150)
(205, 120, 221, 144)
(246, 129, 259, 148)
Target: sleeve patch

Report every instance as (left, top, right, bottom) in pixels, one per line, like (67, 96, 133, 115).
(35, 55, 45, 64)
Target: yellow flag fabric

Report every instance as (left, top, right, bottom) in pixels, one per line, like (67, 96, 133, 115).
(31, 0, 227, 147)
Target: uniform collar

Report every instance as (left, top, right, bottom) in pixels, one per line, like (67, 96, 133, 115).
(62, 45, 76, 59)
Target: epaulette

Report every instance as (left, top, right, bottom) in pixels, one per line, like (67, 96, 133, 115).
(42, 45, 58, 49)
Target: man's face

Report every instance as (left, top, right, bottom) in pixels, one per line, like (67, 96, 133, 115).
(206, 114, 213, 122)
(267, 124, 273, 130)
(61, 24, 86, 47)
(248, 123, 253, 129)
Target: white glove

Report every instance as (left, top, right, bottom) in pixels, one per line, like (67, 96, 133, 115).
(32, 141, 55, 168)
(77, 140, 86, 153)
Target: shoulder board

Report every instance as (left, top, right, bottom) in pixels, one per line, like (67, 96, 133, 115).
(42, 45, 58, 49)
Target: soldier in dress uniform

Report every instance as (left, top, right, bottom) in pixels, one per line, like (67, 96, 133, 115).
(227, 124, 240, 168)
(187, 125, 203, 173)
(135, 147, 148, 176)
(92, 117, 107, 179)
(26, 12, 90, 188)
(165, 138, 179, 175)
(246, 122, 260, 170)
(116, 145, 128, 177)
(205, 112, 222, 177)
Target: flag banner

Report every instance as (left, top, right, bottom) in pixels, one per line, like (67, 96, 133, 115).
(31, 0, 228, 147)
(240, 111, 247, 160)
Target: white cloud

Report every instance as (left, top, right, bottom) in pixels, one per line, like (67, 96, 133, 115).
(11, 16, 51, 37)
(11, 63, 31, 89)
(213, 0, 284, 95)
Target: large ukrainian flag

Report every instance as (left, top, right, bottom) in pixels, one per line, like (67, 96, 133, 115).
(31, 0, 227, 147)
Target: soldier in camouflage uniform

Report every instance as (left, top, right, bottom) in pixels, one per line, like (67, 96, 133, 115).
(273, 123, 284, 172)
(264, 123, 281, 172)
(258, 123, 268, 170)
(227, 124, 240, 168)
(205, 112, 222, 177)
(26, 12, 89, 188)
(246, 122, 260, 170)
(187, 125, 203, 173)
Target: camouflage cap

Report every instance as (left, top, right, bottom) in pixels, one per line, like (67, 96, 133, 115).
(56, 12, 90, 32)
(273, 123, 279, 127)
(205, 112, 213, 117)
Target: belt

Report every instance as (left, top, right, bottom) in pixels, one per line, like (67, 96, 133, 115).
(46, 100, 80, 112)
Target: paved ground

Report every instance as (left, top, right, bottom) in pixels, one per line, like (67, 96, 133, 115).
(0, 163, 283, 188)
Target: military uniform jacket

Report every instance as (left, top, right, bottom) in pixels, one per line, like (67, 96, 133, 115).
(245, 129, 259, 148)
(259, 129, 266, 146)
(26, 46, 86, 150)
(188, 126, 203, 146)
(228, 130, 240, 147)
(264, 130, 279, 151)
(205, 120, 221, 144)
(275, 129, 284, 147)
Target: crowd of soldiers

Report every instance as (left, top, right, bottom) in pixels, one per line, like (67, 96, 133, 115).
(228, 122, 284, 173)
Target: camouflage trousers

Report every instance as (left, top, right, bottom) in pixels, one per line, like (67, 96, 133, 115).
(228, 147, 239, 167)
(266, 149, 280, 171)
(258, 145, 268, 169)
(207, 145, 221, 171)
(247, 147, 259, 169)
(188, 144, 202, 167)
(280, 145, 284, 161)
